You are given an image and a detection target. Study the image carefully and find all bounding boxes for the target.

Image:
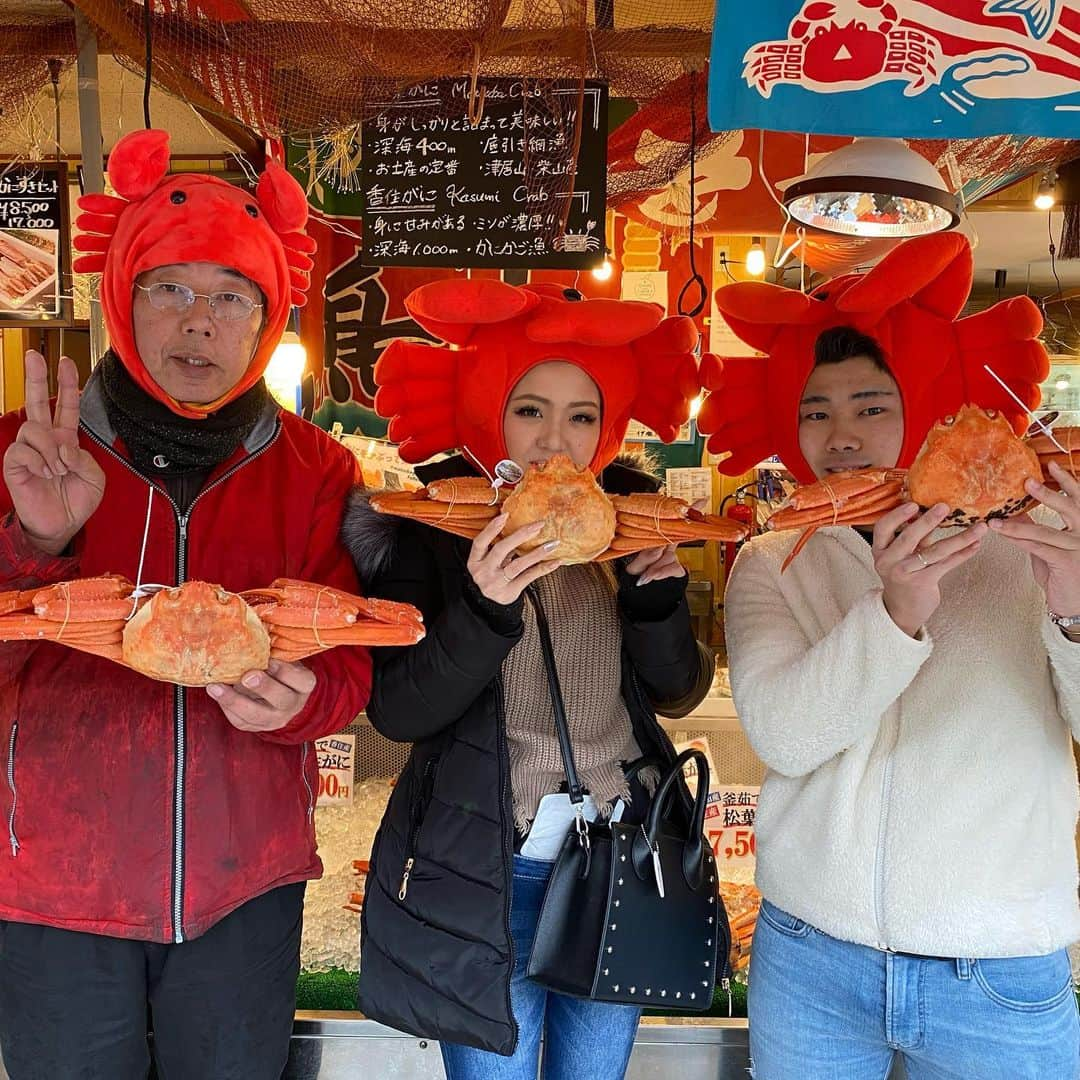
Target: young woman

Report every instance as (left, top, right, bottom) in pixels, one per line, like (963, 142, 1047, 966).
(343, 280, 715, 1079)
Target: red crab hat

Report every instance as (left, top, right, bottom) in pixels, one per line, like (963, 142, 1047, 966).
(72, 129, 316, 419)
(697, 233, 1049, 484)
(373, 278, 702, 477)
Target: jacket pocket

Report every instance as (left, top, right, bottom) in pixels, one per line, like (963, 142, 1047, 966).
(6, 723, 19, 856)
(398, 754, 440, 902)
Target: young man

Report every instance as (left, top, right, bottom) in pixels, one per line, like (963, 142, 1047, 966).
(724, 326, 1080, 1079)
(0, 130, 371, 1079)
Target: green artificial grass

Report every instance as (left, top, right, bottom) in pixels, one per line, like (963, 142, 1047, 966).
(295, 968, 359, 1011)
(296, 970, 1073, 1022)
(296, 969, 749, 1018)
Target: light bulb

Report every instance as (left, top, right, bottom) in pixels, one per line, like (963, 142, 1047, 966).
(1035, 172, 1057, 211)
(264, 331, 307, 413)
(745, 238, 766, 277)
(266, 341, 306, 384)
(689, 393, 703, 420)
(592, 258, 613, 281)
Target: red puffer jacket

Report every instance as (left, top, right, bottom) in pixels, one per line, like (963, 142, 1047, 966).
(0, 375, 371, 943)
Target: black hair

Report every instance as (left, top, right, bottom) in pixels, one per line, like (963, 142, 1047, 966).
(813, 326, 890, 373)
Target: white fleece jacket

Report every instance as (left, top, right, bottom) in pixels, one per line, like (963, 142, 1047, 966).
(725, 524, 1080, 958)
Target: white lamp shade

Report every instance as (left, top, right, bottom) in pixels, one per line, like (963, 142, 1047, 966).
(783, 138, 960, 238)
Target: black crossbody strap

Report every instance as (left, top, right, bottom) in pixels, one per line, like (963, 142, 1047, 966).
(524, 586, 586, 805)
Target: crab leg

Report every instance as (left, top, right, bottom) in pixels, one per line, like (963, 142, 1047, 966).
(0, 618, 127, 644)
(609, 494, 695, 519)
(241, 578, 426, 658)
(368, 490, 500, 541)
(426, 477, 502, 505)
(269, 622, 425, 648)
(767, 474, 907, 573)
(267, 622, 425, 661)
(768, 480, 905, 532)
(615, 514, 749, 540)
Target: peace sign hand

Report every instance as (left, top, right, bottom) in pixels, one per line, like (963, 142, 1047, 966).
(3, 351, 105, 555)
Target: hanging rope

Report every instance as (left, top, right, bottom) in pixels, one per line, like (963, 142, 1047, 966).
(143, 0, 154, 129)
(677, 68, 707, 318)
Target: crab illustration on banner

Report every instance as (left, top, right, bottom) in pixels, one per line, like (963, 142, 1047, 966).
(696, 233, 1049, 483)
(708, 1, 1080, 137)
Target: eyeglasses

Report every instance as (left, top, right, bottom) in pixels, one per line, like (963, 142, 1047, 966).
(135, 282, 262, 322)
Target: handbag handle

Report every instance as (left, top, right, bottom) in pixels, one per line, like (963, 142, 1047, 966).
(524, 587, 586, 805)
(633, 748, 711, 890)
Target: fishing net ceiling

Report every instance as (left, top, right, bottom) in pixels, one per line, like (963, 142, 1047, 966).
(0, 0, 1077, 224)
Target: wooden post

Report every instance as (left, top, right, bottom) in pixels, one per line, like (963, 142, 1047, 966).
(74, 10, 106, 365)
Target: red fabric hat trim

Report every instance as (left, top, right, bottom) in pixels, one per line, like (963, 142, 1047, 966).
(697, 233, 1048, 484)
(374, 278, 703, 477)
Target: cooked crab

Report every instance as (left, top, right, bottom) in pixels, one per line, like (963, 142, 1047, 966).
(766, 404, 1052, 571)
(0, 575, 425, 686)
(370, 453, 749, 560)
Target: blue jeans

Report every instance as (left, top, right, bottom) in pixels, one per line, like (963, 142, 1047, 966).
(749, 898, 1080, 1080)
(440, 854, 641, 1080)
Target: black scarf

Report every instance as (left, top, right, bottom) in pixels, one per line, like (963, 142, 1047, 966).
(99, 350, 272, 478)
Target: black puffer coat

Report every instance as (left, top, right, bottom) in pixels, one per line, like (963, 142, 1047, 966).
(343, 454, 714, 1055)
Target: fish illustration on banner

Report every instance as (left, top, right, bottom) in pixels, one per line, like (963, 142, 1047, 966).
(708, 1, 1080, 137)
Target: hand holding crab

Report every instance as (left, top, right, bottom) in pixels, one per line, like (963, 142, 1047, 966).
(467, 513, 562, 606)
(207, 657, 317, 733)
(874, 502, 987, 639)
(989, 462, 1080, 620)
(3, 352, 105, 555)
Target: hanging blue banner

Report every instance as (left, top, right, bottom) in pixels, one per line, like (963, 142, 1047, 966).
(708, 1, 1080, 138)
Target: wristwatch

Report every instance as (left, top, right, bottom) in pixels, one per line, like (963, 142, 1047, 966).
(1048, 610, 1080, 639)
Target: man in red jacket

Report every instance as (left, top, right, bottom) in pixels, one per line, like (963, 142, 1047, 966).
(0, 130, 371, 1079)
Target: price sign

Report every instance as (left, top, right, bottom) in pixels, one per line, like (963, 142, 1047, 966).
(315, 733, 355, 806)
(0, 163, 68, 322)
(706, 786, 759, 870)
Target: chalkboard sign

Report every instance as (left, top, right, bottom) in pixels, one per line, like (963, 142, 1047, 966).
(361, 79, 608, 269)
(0, 163, 67, 321)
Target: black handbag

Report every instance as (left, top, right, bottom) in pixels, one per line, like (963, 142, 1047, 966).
(522, 589, 730, 1010)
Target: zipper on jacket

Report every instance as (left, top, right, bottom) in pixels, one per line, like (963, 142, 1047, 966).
(872, 711, 902, 950)
(493, 680, 519, 1053)
(80, 420, 282, 945)
(7, 723, 19, 856)
(300, 741, 315, 822)
(398, 754, 439, 901)
(172, 511, 191, 944)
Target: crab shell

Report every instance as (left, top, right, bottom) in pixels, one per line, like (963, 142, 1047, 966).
(122, 581, 270, 686)
(502, 453, 616, 564)
(907, 405, 1041, 526)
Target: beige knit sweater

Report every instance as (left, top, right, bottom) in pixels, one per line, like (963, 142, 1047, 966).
(502, 564, 644, 833)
